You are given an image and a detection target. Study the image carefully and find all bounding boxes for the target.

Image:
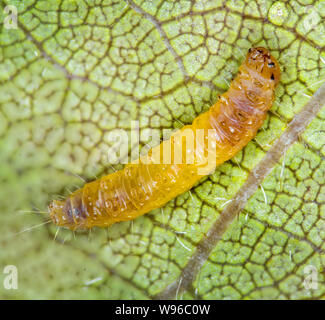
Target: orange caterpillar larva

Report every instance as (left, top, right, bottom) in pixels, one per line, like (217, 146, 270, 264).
(49, 47, 280, 230)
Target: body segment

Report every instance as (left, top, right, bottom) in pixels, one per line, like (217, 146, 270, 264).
(49, 47, 280, 230)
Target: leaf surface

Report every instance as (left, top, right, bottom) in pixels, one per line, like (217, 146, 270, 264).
(0, 0, 324, 299)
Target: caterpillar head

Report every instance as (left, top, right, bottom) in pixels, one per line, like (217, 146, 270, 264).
(246, 47, 281, 85)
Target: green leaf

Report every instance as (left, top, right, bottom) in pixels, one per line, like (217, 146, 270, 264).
(0, 0, 324, 299)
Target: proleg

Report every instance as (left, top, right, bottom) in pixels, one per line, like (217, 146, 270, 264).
(49, 47, 281, 230)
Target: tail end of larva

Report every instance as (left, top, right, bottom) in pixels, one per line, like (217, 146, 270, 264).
(49, 188, 89, 230)
(48, 198, 78, 230)
(48, 199, 69, 228)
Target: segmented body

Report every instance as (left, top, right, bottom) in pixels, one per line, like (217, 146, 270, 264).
(49, 47, 280, 230)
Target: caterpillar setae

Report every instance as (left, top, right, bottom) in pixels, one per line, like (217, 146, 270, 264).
(49, 47, 280, 230)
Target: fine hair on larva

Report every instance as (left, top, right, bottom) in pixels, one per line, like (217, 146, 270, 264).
(49, 47, 281, 230)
